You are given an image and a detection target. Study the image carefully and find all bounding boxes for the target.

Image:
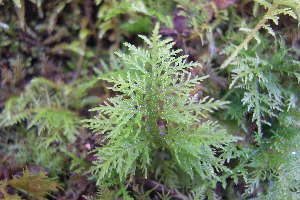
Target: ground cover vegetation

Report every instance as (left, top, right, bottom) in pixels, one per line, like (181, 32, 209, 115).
(0, 0, 299, 199)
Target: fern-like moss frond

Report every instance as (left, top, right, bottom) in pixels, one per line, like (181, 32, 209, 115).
(0, 77, 97, 146)
(85, 24, 239, 197)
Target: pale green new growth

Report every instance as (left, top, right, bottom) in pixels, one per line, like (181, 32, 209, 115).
(85, 24, 239, 196)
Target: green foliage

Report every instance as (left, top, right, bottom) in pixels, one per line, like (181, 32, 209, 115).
(221, 0, 300, 69)
(0, 77, 97, 146)
(0, 130, 65, 175)
(2, 0, 300, 199)
(142, 0, 175, 26)
(85, 24, 238, 197)
(223, 38, 300, 199)
(0, 168, 59, 200)
(229, 40, 300, 138)
(256, 0, 300, 34)
(96, 0, 148, 39)
(176, 0, 228, 41)
(95, 0, 173, 45)
(228, 119, 300, 200)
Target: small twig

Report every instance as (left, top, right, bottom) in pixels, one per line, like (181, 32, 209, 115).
(143, 179, 190, 200)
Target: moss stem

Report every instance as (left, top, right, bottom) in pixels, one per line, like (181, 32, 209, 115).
(220, 3, 278, 69)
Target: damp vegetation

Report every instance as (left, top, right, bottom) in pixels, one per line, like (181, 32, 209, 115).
(0, 0, 300, 199)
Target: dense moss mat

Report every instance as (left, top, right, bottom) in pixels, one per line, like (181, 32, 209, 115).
(0, 0, 300, 199)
